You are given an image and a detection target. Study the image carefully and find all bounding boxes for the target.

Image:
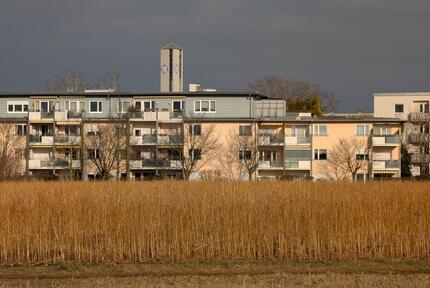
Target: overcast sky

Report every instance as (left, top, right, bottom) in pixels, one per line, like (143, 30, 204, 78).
(1, 1, 429, 112)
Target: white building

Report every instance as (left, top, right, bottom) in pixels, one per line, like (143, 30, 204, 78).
(374, 92, 430, 176)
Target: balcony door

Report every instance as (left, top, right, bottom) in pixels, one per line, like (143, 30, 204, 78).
(40, 101, 49, 113)
(292, 126, 309, 137)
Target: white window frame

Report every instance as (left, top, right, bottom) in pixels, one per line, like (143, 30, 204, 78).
(15, 124, 27, 136)
(7, 101, 29, 113)
(314, 149, 327, 160)
(314, 125, 327, 136)
(66, 101, 80, 112)
(39, 101, 51, 113)
(89, 101, 103, 113)
(136, 101, 153, 112)
(172, 100, 184, 112)
(355, 125, 369, 136)
(239, 125, 252, 136)
(117, 100, 131, 113)
(194, 100, 216, 113)
(394, 104, 404, 113)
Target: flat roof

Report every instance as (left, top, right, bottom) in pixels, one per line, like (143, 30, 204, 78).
(374, 92, 430, 97)
(0, 91, 269, 99)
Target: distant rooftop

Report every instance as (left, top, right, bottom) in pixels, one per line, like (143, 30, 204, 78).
(374, 92, 430, 97)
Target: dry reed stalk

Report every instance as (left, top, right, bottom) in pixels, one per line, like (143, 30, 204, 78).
(0, 181, 428, 264)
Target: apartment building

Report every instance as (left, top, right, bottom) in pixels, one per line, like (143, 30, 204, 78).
(0, 91, 402, 181)
(374, 92, 430, 176)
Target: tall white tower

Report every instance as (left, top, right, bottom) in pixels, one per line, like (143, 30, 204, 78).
(160, 43, 183, 92)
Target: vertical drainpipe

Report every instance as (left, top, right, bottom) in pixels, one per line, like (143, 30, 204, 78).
(25, 114, 30, 179)
(398, 123, 402, 178)
(155, 104, 159, 177)
(283, 122, 286, 179)
(310, 120, 313, 179)
(126, 112, 131, 181)
(81, 112, 88, 181)
(52, 112, 56, 178)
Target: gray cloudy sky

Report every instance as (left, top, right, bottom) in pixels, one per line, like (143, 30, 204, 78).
(1, 0, 429, 112)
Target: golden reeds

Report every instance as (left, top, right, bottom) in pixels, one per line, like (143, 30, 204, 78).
(0, 181, 429, 264)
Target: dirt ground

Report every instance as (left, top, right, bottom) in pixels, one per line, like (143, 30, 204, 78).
(1, 261, 430, 287)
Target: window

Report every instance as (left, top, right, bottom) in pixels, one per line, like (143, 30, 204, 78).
(65, 125, 78, 135)
(40, 101, 50, 113)
(239, 150, 252, 161)
(239, 125, 252, 136)
(15, 124, 27, 136)
(88, 149, 100, 159)
(189, 124, 202, 136)
(356, 125, 369, 136)
(118, 101, 130, 113)
(90, 101, 102, 113)
(172, 101, 184, 112)
(314, 149, 327, 160)
(394, 104, 404, 113)
(260, 150, 277, 161)
(136, 101, 154, 111)
(292, 126, 308, 137)
(194, 100, 216, 113)
(189, 149, 201, 160)
(7, 101, 29, 113)
(15, 149, 25, 159)
(374, 127, 391, 135)
(65, 101, 80, 112)
(314, 125, 327, 136)
(168, 149, 181, 160)
(356, 173, 366, 182)
(356, 153, 369, 160)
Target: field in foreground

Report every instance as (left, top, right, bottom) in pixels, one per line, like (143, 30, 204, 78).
(0, 181, 429, 265)
(1, 261, 430, 287)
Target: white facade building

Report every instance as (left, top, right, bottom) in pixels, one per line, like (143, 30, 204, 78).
(374, 92, 430, 176)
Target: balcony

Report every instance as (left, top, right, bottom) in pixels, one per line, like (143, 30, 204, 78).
(130, 159, 181, 169)
(130, 135, 183, 146)
(373, 160, 400, 170)
(29, 135, 54, 145)
(408, 112, 430, 122)
(259, 161, 284, 169)
(285, 160, 311, 170)
(158, 135, 182, 146)
(411, 154, 430, 163)
(28, 111, 82, 122)
(285, 136, 311, 145)
(409, 134, 430, 144)
(129, 111, 183, 122)
(137, 134, 156, 145)
(372, 135, 400, 146)
(55, 135, 81, 145)
(29, 159, 71, 169)
(258, 134, 284, 146)
(67, 111, 83, 119)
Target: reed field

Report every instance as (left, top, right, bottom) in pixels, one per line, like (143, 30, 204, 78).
(0, 181, 429, 265)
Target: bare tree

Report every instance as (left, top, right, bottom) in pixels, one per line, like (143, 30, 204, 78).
(0, 124, 25, 180)
(217, 142, 244, 180)
(84, 120, 127, 180)
(249, 74, 337, 114)
(46, 70, 121, 92)
(324, 138, 369, 181)
(173, 123, 220, 180)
